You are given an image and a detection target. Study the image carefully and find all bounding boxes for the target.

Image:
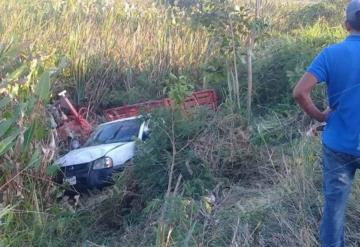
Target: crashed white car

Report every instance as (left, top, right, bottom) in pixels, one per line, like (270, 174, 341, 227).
(56, 116, 149, 188)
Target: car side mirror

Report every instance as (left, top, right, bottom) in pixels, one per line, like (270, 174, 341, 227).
(142, 129, 151, 140)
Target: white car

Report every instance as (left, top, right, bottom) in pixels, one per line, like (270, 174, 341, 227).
(55, 116, 149, 188)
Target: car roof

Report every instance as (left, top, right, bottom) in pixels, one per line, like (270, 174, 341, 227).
(98, 115, 143, 127)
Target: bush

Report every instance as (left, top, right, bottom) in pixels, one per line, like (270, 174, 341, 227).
(123, 108, 218, 202)
(287, 1, 343, 30)
(0, 42, 86, 247)
(252, 23, 345, 109)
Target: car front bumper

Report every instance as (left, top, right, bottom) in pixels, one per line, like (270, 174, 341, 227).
(57, 162, 114, 189)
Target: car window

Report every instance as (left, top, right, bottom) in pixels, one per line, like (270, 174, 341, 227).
(84, 119, 142, 147)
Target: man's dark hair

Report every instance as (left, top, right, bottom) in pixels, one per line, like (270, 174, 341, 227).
(349, 11, 360, 31)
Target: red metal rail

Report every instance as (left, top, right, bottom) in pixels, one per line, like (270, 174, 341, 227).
(55, 91, 93, 143)
(104, 98, 172, 121)
(104, 89, 218, 121)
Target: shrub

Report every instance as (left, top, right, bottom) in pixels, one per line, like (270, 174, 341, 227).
(252, 23, 345, 109)
(287, 2, 342, 29)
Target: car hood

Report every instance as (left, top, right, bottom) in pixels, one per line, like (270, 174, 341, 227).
(56, 142, 127, 167)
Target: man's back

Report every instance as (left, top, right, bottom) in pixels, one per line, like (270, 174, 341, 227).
(308, 35, 360, 156)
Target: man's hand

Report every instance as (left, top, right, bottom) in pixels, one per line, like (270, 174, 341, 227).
(322, 107, 332, 122)
(314, 107, 332, 123)
(293, 72, 328, 122)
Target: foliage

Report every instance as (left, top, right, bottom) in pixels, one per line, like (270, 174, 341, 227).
(193, 109, 257, 180)
(286, 1, 346, 30)
(126, 108, 217, 202)
(0, 42, 58, 203)
(165, 73, 194, 106)
(252, 22, 346, 108)
(0, 42, 64, 246)
(189, 0, 270, 116)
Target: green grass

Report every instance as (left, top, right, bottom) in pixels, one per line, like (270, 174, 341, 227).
(1, 0, 357, 246)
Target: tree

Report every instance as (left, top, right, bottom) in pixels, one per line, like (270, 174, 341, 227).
(190, 0, 250, 111)
(190, 0, 267, 122)
(246, 0, 261, 121)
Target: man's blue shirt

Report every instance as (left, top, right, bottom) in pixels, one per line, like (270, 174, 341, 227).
(307, 34, 360, 156)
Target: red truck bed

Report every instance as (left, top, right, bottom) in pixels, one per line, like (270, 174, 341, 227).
(104, 89, 218, 121)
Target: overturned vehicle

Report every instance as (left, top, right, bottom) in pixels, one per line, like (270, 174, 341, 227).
(52, 90, 218, 189)
(55, 116, 149, 188)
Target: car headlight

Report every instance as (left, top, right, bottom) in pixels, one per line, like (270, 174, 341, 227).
(92, 157, 113, 170)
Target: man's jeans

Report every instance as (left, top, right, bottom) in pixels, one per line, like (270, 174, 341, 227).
(321, 145, 360, 247)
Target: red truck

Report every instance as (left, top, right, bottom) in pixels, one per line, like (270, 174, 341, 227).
(54, 89, 218, 144)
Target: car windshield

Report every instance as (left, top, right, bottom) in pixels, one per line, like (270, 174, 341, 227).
(84, 119, 142, 147)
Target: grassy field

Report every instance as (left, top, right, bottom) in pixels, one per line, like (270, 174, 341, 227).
(1, 0, 215, 108)
(2, 0, 360, 246)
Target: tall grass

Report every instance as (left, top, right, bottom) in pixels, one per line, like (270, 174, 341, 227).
(0, 0, 214, 108)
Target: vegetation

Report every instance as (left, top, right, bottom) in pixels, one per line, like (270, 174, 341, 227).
(2, 0, 360, 246)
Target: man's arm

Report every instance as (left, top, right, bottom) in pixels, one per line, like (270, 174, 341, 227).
(293, 72, 329, 122)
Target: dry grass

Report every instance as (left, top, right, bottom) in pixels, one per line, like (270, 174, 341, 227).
(0, 0, 215, 108)
(193, 113, 252, 175)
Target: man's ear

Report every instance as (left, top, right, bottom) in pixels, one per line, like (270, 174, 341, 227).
(345, 21, 352, 32)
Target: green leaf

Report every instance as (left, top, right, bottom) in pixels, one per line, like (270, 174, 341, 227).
(0, 130, 19, 156)
(24, 97, 36, 115)
(46, 163, 61, 176)
(5, 64, 27, 83)
(169, 73, 178, 80)
(0, 119, 15, 138)
(0, 39, 17, 65)
(58, 56, 69, 70)
(22, 121, 35, 153)
(35, 71, 50, 101)
(0, 205, 13, 219)
(27, 150, 41, 170)
(0, 96, 11, 110)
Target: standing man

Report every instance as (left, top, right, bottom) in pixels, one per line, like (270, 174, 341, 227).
(293, 1, 360, 246)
